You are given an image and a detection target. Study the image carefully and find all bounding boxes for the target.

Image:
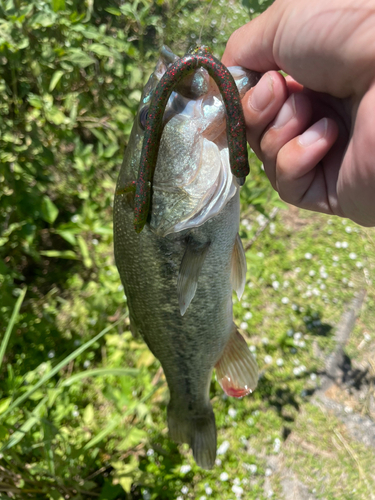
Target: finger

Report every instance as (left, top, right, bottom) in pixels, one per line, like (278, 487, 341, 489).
(260, 92, 313, 189)
(222, 6, 281, 71)
(274, 117, 339, 212)
(242, 71, 289, 159)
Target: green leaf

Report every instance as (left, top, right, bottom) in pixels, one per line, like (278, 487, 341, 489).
(45, 107, 69, 125)
(40, 250, 79, 259)
(49, 70, 64, 91)
(89, 43, 113, 58)
(103, 143, 119, 158)
(0, 288, 27, 370)
(118, 428, 147, 451)
(77, 235, 93, 268)
(105, 7, 121, 15)
(52, 0, 65, 12)
(0, 316, 127, 420)
(64, 49, 95, 68)
(56, 230, 76, 246)
(0, 398, 11, 415)
(41, 196, 59, 224)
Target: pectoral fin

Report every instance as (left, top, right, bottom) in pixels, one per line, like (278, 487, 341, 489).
(177, 239, 210, 316)
(230, 233, 247, 299)
(215, 323, 258, 398)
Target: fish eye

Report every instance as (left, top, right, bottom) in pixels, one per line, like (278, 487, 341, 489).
(139, 106, 149, 130)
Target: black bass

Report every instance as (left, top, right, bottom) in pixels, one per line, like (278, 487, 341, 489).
(114, 46, 259, 469)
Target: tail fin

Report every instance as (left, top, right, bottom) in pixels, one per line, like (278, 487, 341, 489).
(167, 405, 217, 469)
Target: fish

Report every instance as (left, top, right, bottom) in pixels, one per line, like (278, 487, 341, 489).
(113, 46, 260, 469)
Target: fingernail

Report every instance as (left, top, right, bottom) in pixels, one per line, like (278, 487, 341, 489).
(298, 118, 328, 147)
(249, 73, 274, 111)
(272, 94, 296, 129)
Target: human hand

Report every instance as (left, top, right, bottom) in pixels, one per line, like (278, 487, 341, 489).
(222, 0, 375, 226)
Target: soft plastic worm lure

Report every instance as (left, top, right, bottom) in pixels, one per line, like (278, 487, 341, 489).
(119, 46, 250, 233)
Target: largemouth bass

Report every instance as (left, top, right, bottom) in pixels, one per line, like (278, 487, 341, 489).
(114, 46, 260, 469)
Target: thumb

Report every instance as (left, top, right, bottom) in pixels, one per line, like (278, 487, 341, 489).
(221, 4, 281, 71)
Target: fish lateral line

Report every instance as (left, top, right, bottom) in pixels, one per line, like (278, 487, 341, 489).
(133, 46, 250, 234)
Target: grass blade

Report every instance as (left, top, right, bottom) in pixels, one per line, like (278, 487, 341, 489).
(1, 314, 127, 419)
(0, 288, 27, 369)
(61, 367, 139, 387)
(83, 383, 160, 450)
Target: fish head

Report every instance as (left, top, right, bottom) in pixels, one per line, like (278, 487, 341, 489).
(123, 47, 259, 236)
(147, 56, 259, 237)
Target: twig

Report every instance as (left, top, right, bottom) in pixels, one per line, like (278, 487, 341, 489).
(244, 207, 279, 251)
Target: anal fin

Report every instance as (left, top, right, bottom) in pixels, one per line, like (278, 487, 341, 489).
(215, 323, 258, 398)
(230, 233, 247, 300)
(177, 239, 210, 316)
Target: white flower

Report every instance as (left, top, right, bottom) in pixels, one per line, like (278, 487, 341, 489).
(310, 373, 317, 380)
(304, 252, 312, 259)
(256, 214, 267, 226)
(177, 497, 183, 500)
(200, 497, 207, 500)
(220, 472, 229, 481)
(349, 252, 357, 259)
(217, 440, 230, 455)
(48, 350, 55, 359)
(273, 438, 281, 453)
(247, 418, 254, 426)
(147, 448, 154, 456)
(83, 360, 91, 368)
(345, 226, 352, 233)
(272, 281, 280, 290)
(269, 222, 276, 235)
(205, 486, 213, 495)
(265, 468, 272, 477)
(180, 465, 191, 474)
(335, 241, 342, 248)
(232, 485, 244, 496)
(356, 261, 363, 268)
(281, 297, 289, 304)
(215, 458, 222, 466)
(240, 322, 248, 330)
(92, 238, 99, 245)
(294, 332, 302, 340)
(71, 214, 79, 223)
(308, 270, 316, 277)
(332, 255, 339, 262)
(244, 311, 253, 320)
(249, 345, 256, 352)
(262, 337, 269, 345)
(233, 478, 241, 486)
(264, 355, 273, 364)
(247, 464, 257, 474)
(342, 241, 348, 248)
(228, 408, 237, 418)
(181, 486, 189, 494)
(72, 409, 79, 417)
(276, 358, 284, 366)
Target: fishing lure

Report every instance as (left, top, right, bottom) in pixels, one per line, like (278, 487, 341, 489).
(117, 46, 250, 234)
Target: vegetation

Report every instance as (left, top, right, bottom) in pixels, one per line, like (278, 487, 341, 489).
(0, 0, 374, 499)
